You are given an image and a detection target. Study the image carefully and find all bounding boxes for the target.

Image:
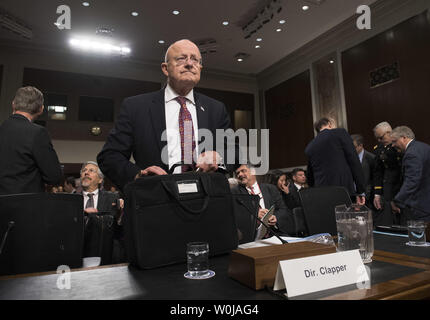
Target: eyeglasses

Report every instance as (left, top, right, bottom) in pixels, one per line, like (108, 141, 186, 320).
(172, 55, 202, 66)
(81, 168, 98, 174)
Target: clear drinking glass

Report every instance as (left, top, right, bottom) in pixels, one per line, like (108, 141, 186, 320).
(407, 221, 427, 246)
(335, 204, 374, 263)
(184, 242, 215, 279)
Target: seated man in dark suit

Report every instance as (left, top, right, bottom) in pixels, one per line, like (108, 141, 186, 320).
(97, 39, 238, 190)
(80, 161, 125, 265)
(0, 86, 62, 195)
(351, 134, 376, 207)
(232, 164, 294, 239)
(391, 127, 430, 223)
(278, 168, 307, 210)
(305, 117, 366, 205)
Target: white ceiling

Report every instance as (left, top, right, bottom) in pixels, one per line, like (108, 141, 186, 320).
(0, 0, 377, 75)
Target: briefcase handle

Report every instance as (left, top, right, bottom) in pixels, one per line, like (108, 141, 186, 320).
(160, 176, 210, 215)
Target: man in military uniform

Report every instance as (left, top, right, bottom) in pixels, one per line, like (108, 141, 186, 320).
(372, 122, 403, 226)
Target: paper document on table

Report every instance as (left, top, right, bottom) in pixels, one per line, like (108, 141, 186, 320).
(238, 236, 303, 249)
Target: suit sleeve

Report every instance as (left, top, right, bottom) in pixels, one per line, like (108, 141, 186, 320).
(215, 103, 242, 172)
(394, 153, 421, 207)
(32, 128, 62, 185)
(306, 160, 314, 187)
(340, 129, 366, 195)
(373, 150, 384, 196)
(97, 99, 141, 190)
(269, 185, 294, 236)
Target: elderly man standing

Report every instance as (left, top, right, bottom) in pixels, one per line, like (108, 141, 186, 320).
(372, 122, 403, 226)
(391, 127, 430, 223)
(80, 161, 124, 265)
(0, 86, 62, 195)
(97, 39, 238, 190)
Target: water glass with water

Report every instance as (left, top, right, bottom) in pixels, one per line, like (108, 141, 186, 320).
(407, 221, 427, 246)
(185, 242, 210, 278)
(335, 204, 374, 263)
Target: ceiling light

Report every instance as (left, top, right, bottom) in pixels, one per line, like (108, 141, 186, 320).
(255, 45, 261, 49)
(237, 58, 243, 62)
(279, 19, 286, 24)
(69, 38, 131, 56)
(222, 21, 229, 26)
(172, 10, 180, 15)
(276, 28, 282, 32)
(302, 5, 310, 11)
(82, 2, 90, 7)
(329, 60, 335, 64)
(256, 38, 262, 42)
(158, 40, 165, 44)
(131, 12, 139, 17)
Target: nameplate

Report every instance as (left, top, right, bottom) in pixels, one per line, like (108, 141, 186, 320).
(177, 182, 198, 194)
(273, 250, 368, 297)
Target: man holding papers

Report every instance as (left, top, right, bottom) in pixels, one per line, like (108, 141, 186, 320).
(232, 164, 294, 239)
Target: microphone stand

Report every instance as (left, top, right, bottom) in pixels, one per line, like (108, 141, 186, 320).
(0, 221, 15, 255)
(236, 198, 288, 245)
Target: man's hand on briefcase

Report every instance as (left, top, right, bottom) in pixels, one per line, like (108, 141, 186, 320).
(135, 166, 168, 179)
(196, 151, 222, 173)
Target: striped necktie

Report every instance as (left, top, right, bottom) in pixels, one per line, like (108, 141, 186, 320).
(85, 193, 94, 209)
(176, 96, 196, 173)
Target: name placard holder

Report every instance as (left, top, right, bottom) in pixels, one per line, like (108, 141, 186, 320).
(273, 250, 368, 298)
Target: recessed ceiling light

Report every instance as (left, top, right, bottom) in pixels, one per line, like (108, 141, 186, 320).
(131, 12, 139, 17)
(279, 20, 286, 24)
(222, 21, 229, 26)
(302, 5, 309, 11)
(329, 60, 335, 64)
(256, 38, 262, 42)
(159, 40, 165, 44)
(172, 10, 180, 15)
(82, 2, 90, 7)
(276, 28, 282, 32)
(237, 58, 243, 62)
(255, 45, 261, 49)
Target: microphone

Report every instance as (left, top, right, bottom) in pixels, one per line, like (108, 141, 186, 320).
(0, 221, 15, 255)
(236, 198, 288, 244)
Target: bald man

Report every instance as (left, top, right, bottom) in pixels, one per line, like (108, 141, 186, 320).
(98, 39, 238, 190)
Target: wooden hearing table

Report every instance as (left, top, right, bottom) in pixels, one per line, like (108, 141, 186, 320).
(0, 232, 429, 300)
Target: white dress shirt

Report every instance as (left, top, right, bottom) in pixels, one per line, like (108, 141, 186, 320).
(83, 189, 99, 210)
(246, 182, 267, 240)
(294, 183, 303, 191)
(164, 84, 199, 174)
(358, 149, 364, 164)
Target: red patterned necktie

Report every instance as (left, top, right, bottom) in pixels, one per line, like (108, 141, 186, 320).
(176, 96, 196, 173)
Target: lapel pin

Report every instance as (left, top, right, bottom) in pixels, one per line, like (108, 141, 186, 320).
(200, 106, 205, 112)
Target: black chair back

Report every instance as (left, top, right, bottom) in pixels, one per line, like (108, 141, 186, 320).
(231, 194, 260, 244)
(0, 193, 83, 276)
(292, 207, 308, 237)
(298, 186, 352, 236)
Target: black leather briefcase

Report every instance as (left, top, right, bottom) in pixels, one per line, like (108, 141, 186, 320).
(123, 172, 238, 269)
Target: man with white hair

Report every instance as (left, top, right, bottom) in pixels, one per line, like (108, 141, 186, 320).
(390, 126, 430, 223)
(372, 121, 403, 225)
(97, 39, 238, 190)
(80, 161, 124, 265)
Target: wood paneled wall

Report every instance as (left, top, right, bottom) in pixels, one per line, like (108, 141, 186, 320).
(264, 70, 314, 169)
(196, 87, 255, 129)
(342, 11, 430, 147)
